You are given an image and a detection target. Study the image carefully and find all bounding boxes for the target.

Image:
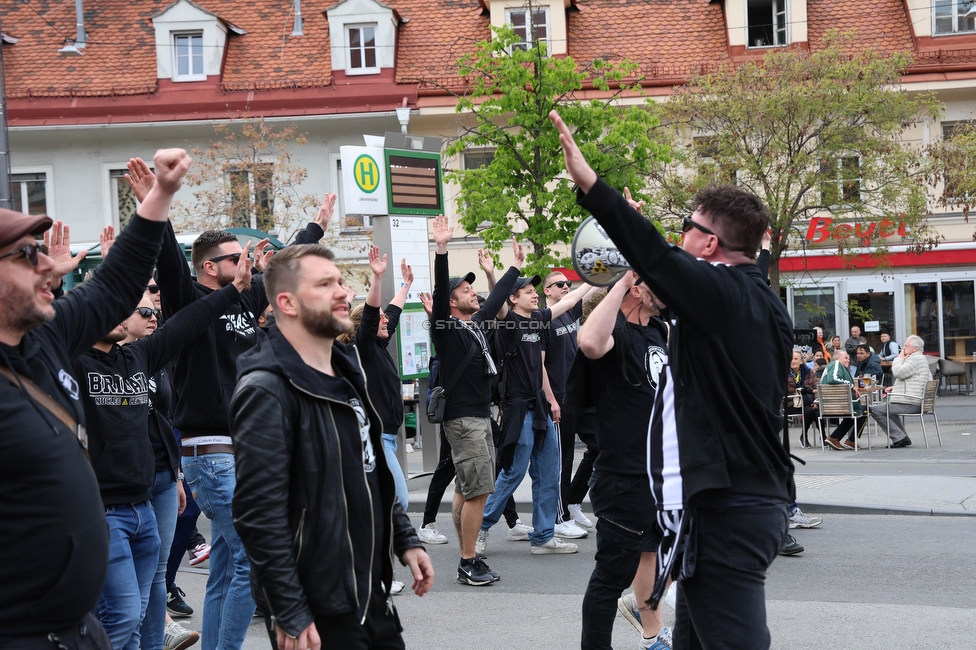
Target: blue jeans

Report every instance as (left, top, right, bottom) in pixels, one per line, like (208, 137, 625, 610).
(141, 471, 178, 650)
(98, 501, 161, 650)
(182, 453, 255, 650)
(481, 411, 559, 546)
(382, 433, 409, 509)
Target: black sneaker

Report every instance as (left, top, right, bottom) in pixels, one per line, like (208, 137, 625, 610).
(457, 558, 494, 586)
(892, 436, 912, 448)
(475, 557, 500, 582)
(778, 534, 804, 556)
(167, 583, 193, 618)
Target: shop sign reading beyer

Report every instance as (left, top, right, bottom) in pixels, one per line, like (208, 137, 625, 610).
(805, 216, 909, 244)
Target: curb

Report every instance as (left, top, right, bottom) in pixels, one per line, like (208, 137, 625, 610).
(796, 501, 976, 517)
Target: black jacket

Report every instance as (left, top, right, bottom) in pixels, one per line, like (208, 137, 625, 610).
(354, 303, 404, 432)
(74, 283, 241, 506)
(230, 326, 421, 637)
(156, 221, 324, 438)
(579, 179, 794, 508)
(0, 215, 164, 638)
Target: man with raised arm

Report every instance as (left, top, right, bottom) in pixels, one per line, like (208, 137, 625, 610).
(124, 158, 337, 650)
(430, 215, 521, 586)
(0, 149, 191, 649)
(550, 110, 794, 649)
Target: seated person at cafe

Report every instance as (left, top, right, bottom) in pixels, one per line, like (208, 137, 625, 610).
(853, 343, 883, 381)
(869, 334, 930, 449)
(787, 349, 822, 449)
(820, 350, 868, 451)
(879, 332, 900, 362)
(805, 349, 825, 371)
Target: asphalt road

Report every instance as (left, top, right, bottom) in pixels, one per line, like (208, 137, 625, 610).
(174, 512, 976, 650)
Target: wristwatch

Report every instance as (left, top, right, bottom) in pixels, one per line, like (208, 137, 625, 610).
(177, 472, 185, 481)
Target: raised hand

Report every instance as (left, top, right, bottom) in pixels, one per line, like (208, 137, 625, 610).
(418, 291, 433, 317)
(124, 158, 156, 203)
(623, 187, 644, 215)
(512, 236, 525, 268)
(400, 258, 414, 285)
(478, 248, 495, 275)
(368, 245, 388, 277)
(316, 193, 338, 231)
(253, 237, 274, 272)
(152, 149, 192, 195)
(232, 241, 253, 293)
(761, 229, 772, 250)
(432, 215, 454, 253)
(44, 221, 87, 278)
(549, 110, 598, 194)
(99, 225, 116, 259)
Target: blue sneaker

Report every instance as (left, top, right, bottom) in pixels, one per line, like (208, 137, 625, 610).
(640, 627, 672, 649)
(617, 592, 642, 633)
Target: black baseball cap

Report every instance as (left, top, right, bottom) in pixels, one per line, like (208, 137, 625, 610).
(448, 272, 476, 294)
(511, 274, 541, 293)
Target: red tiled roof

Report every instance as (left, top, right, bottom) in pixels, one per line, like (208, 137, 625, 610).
(807, 0, 915, 56)
(392, 0, 488, 85)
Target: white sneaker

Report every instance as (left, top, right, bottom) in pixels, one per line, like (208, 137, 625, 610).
(568, 503, 594, 528)
(389, 580, 404, 595)
(163, 621, 199, 650)
(475, 529, 489, 557)
(530, 536, 578, 554)
(417, 523, 448, 544)
(554, 520, 588, 539)
(789, 508, 823, 529)
(187, 543, 210, 567)
(664, 582, 677, 609)
(507, 519, 533, 541)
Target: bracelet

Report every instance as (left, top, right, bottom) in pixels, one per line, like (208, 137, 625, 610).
(177, 472, 185, 481)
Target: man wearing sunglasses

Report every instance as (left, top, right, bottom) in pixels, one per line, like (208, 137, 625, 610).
(552, 110, 794, 650)
(73, 245, 254, 650)
(124, 158, 338, 650)
(0, 148, 191, 650)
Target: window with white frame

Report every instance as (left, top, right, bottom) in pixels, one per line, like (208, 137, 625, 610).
(747, 0, 788, 48)
(507, 7, 549, 51)
(173, 32, 205, 81)
(819, 156, 861, 206)
(335, 159, 373, 231)
(941, 121, 976, 201)
(346, 24, 378, 74)
(462, 148, 496, 170)
(226, 164, 275, 230)
(11, 172, 48, 216)
(935, 0, 976, 35)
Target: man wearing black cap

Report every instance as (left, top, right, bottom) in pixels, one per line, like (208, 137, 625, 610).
(478, 269, 594, 557)
(430, 215, 522, 586)
(0, 148, 191, 649)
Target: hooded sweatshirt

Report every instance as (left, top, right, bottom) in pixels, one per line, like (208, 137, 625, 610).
(0, 215, 164, 638)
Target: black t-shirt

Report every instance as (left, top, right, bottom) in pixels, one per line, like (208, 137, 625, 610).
(147, 370, 172, 472)
(543, 302, 582, 404)
(588, 313, 668, 475)
(309, 368, 384, 615)
(500, 309, 551, 401)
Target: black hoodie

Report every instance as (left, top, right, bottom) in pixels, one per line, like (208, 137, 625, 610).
(354, 302, 404, 432)
(0, 215, 164, 639)
(73, 283, 241, 505)
(155, 221, 325, 438)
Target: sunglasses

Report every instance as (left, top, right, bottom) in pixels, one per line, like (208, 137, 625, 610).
(681, 217, 725, 248)
(0, 242, 48, 267)
(209, 253, 241, 265)
(546, 280, 571, 290)
(134, 306, 160, 319)
(147, 285, 160, 294)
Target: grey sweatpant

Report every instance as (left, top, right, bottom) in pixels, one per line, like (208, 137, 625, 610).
(869, 401, 921, 442)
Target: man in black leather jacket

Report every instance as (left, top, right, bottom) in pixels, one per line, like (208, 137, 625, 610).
(231, 244, 433, 650)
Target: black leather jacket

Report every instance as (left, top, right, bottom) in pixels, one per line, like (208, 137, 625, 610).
(231, 326, 421, 636)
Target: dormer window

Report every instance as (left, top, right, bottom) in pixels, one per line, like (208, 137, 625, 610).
(347, 24, 378, 74)
(747, 0, 788, 48)
(174, 32, 205, 80)
(507, 7, 549, 51)
(935, 1, 976, 35)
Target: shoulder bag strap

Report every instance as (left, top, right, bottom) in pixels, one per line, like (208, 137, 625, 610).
(443, 344, 478, 398)
(0, 365, 89, 459)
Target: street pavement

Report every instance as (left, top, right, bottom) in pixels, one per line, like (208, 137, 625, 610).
(171, 391, 976, 649)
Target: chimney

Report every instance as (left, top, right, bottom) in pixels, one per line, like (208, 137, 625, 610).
(58, 0, 86, 54)
(291, 0, 304, 36)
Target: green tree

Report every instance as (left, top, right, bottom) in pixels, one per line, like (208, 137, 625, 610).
(646, 32, 943, 290)
(174, 119, 325, 243)
(442, 13, 670, 277)
(930, 121, 976, 222)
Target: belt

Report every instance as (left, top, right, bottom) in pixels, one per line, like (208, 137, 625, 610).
(182, 443, 235, 457)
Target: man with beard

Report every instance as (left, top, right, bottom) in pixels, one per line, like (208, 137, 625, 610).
(231, 244, 434, 650)
(0, 148, 190, 649)
(124, 158, 335, 650)
(74, 250, 253, 650)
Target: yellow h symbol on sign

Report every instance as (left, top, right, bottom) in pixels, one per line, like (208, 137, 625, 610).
(354, 154, 380, 193)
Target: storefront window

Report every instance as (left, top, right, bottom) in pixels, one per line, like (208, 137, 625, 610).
(793, 286, 837, 337)
(942, 281, 975, 359)
(905, 283, 941, 354)
(847, 291, 895, 353)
